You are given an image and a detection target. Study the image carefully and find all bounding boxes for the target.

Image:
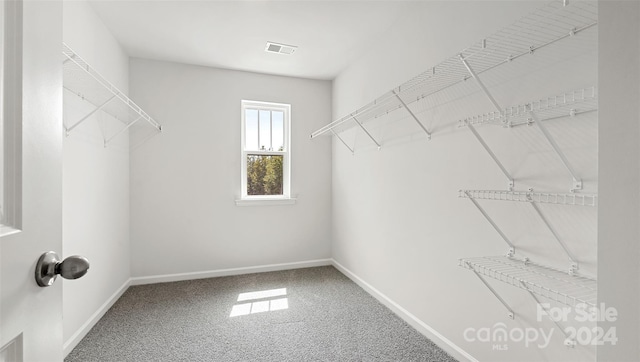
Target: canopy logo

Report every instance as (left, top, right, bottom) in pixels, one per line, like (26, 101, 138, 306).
(463, 323, 554, 349)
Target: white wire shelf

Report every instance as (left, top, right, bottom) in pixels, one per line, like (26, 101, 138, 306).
(460, 255, 597, 307)
(458, 85, 595, 192)
(459, 189, 597, 207)
(63, 43, 162, 146)
(310, 0, 597, 141)
(459, 87, 597, 128)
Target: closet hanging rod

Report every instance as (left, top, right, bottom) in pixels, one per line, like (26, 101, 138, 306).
(310, 0, 597, 139)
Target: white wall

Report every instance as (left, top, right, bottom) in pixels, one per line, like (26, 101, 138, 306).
(597, 1, 640, 361)
(62, 0, 131, 354)
(332, 1, 597, 361)
(128, 59, 332, 278)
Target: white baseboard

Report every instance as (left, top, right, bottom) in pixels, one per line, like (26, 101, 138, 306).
(130, 258, 333, 286)
(331, 259, 478, 362)
(63, 278, 131, 357)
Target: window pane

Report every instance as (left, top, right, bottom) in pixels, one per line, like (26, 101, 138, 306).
(272, 111, 284, 151)
(259, 110, 271, 150)
(246, 154, 283, 196)
(245, 109, 259, 151)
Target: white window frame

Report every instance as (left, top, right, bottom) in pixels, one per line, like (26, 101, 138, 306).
(239, 100, 292, 205)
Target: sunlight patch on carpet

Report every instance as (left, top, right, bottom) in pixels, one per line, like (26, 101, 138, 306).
(230, 288, 289, 317)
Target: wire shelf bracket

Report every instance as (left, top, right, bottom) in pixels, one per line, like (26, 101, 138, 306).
(459, 54, 503, 114)
(353, 116, 382, 150)
(528, 196, 579, 274)
(462, 190, 515, 257)
(63, 43, 162, 147)
(528, 109, 582, 192)
(459, 189, 596, 274)
(331, 129, 355, 155)
(104, 115, 142, 147)
(65, 94, 116, 136)
(459, 51, 518, 190)
(457, 87, 597, 193)
(465, 121, 515, 190)
(470, 265, 515, 319)
(392, 90, 431, 139)
(519, 280, 576, 347)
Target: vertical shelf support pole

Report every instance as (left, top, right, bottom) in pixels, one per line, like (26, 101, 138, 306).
(331, 129, 355, 155)
(464, 191, 515, 256)
(468, 263, 515, 319)
(352, 116, 381, 150)
(465, 121, 515, 190)
(65, 94, 117, 136)
(529, 110, 582, 192)
(392, 90, 431, 139)
(527, 196, 579, 274)
(520, 281, 576, 347)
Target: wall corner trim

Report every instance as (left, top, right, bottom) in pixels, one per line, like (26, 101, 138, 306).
(331, 259, 478, 362)
(63, 278, 131, 357)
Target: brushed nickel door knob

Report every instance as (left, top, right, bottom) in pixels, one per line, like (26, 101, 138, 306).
(35, 251, 90, 287)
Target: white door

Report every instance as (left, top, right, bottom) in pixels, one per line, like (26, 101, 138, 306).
(0, 1, 64, 361)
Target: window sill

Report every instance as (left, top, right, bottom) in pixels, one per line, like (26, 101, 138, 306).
(235, 197, 297, 207)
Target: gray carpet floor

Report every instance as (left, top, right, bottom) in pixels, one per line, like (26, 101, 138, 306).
(66, 266, 457, 362)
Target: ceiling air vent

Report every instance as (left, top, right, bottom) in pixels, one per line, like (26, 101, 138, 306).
(265, 41, 297, 55)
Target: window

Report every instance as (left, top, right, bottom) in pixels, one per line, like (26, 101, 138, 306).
(240, 100, 291, 201)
